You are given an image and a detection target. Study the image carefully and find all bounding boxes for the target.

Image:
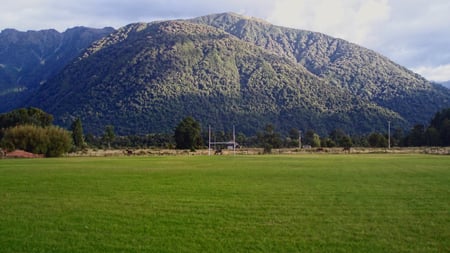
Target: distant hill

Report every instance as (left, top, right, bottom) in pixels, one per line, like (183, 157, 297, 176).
(0, 27, 115, 111)
(17, 13, 450, 135)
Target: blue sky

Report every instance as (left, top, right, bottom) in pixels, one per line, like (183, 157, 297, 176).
(1, 0, 449, 82)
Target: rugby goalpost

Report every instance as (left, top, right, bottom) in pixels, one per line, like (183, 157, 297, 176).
(208, 125, 237, 156)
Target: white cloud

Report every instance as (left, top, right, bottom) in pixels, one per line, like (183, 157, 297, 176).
(267, 0, 450, 76)
(267, 0, 391, 45)
(368, 0, 450, 67)
(412, 65, 450, 83)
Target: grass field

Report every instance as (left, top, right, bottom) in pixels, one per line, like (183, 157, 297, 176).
(0, 154, 449, 252)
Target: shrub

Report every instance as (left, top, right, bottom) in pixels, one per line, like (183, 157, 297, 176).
(1, 125, 72, 157)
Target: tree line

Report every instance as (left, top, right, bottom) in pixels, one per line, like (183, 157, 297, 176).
(1, 107, 449, 156)
(85, 109, 450, 152)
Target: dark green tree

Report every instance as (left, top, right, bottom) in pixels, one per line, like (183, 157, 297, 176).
(304, 130, 321, 147)
(368, 132, 387, 147)
(103, 125, 115, 149)
(258, 124, 282, 154)
(406, 124, 426, 147)
(329, 129, 351, 147)
(429, 108, 450, 146)
(0, 107, 53, 129)
(321, 137, 336, 147)
(340, 135, 353, 149)
(425, 127, 440, 146)
(174, 117, 203, 151)
(392, 127, 404, 147)
(0, 107, 53, 140)
(236, 132, 247, 147)
(440, 119, 450, 146)
(287, 128, 300, 148)
(70, 118, 85, 150)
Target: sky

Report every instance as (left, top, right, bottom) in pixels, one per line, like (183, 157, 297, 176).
(1, 0, 449, 82)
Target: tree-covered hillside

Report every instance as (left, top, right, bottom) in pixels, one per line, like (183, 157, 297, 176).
(25, 13, 450, 135)
(0, 27, 114, 112)
(192, 13, 450, 125)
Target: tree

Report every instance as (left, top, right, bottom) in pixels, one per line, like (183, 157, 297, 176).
(1, 125, 72, 157)
(174, 117, 203, 151)
(392, 127, 404, 147)
(0, 107, 53, 129)
(304, 130, 321, 147)
(321, 137, 336, 147)
(340, 135, 353, 149)
(0, 107, 53, 140)
(70, 118, 85, 150)
(236, 132, 247, 147)
(329, 129, 351, 147)
(440, 119, 450, 146)
(257, 124, 282, 154)
(406, 124, 426, 147)
(429, 108, 450, 146)
(103, 125, 115, 149)
(368, 132, 387, 147)
(425, 127, 440, 146)
(287, 128, 300, 148)
(45, 126, 73, 157)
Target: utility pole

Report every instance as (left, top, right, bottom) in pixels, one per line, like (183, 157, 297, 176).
(233, 125, 236, 156)
(208, 125, 211, 156)
(388, 121, 391, 149)
(298, 130, 302, 149)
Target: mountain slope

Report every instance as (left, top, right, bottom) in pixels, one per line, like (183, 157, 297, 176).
(192, 13, 450, 125)
(26, 13, 450, 135)
(0, 27, 115, 111)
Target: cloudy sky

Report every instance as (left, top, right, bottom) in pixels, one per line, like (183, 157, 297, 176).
(1, 0, 449, 82)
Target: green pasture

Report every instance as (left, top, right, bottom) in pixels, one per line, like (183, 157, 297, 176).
(0, 154, 449, 252)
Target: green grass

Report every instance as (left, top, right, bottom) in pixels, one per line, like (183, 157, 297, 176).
(0, 154, 449, 252)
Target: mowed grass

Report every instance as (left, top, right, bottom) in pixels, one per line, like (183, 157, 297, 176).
(0, 154, 449, 252)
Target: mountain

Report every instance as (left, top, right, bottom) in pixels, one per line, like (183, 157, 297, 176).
(192, 13, 450, 124)
(25, 13, 450, 135)
(0, 26, 115, 111)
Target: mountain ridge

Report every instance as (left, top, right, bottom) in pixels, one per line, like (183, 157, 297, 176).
(0, 26, 115, 111)
(4, 13, 450, 135)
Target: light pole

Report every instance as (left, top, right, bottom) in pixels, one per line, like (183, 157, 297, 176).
(298, 130, 302, 149)
(388, 121, 391, 149)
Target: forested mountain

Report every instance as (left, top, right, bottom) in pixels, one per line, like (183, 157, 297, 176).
(0, 27, 115, 111)
(22, 13, 450, 135)
(192, 13, 450, 125)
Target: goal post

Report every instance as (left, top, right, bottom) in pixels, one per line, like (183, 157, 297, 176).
(208, 125, 237, 156)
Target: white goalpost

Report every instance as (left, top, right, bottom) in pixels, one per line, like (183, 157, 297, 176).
(208, 125, 237, 156)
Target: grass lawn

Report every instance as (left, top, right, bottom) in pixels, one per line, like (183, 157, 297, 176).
(0, 154, 449, 252)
